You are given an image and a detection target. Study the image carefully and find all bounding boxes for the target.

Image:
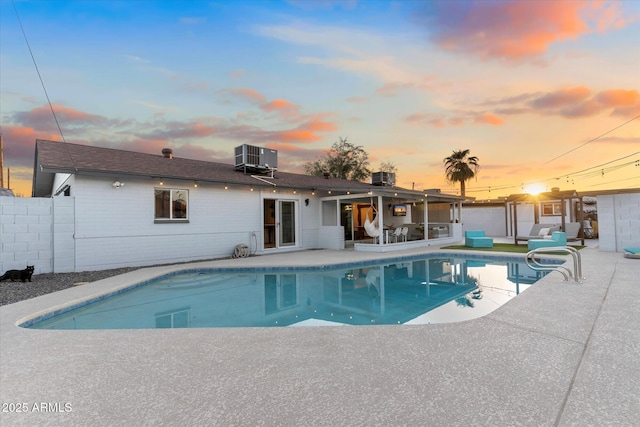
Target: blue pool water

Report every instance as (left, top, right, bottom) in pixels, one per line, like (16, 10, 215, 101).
(25, 255, 554, 329)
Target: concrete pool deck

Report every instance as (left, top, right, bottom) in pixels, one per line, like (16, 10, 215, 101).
(1, 244, 638, 426)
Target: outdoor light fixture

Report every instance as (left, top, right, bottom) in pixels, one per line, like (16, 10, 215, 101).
(112, 181, 125, 189)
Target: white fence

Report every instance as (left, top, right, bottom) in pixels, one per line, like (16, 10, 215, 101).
(0, 197, 75, 274)
(597, 193, 640, 252)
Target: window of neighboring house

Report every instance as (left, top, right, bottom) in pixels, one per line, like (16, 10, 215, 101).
(541, 202, 563, 216)
(154, 188, 189, 222)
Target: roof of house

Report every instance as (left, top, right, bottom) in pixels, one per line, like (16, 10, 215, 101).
(32, 139, 466, 203)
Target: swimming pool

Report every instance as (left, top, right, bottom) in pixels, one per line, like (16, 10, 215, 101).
(25, 254, 553, 329)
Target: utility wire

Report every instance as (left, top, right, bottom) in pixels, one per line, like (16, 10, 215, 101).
(554, 151, 639, 179)
(544, 114, 640, 164)
(12, 0, 66, 143)
(464, 151, 639, 194)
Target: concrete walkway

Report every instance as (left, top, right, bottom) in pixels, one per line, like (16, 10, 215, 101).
(1, 245, 638, 426)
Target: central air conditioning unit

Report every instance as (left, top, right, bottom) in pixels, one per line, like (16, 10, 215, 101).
(234, 144, 278, 173)
(372, 172, 396, 186)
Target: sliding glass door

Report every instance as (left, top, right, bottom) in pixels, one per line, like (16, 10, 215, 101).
(264, 199, 297, 249)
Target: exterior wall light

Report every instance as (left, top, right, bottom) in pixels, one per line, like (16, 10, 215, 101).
(112, 181, 125, 189)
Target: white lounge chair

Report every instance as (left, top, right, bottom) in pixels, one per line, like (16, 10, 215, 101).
(515, 224, 560, 244)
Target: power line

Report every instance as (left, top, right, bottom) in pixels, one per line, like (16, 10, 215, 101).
(544, 115, 640, 164)
(12, 0, 66, 143)
(464, 151, 639, 195)
(553, 151, 639, 180)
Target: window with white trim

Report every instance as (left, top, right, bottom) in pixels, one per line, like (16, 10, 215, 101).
(155, 188, 188, 221)
(541, 202, 562, 216)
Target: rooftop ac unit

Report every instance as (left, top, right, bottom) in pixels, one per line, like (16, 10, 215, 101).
(234, 144, 278, 173)
(372, 172, 395, 186)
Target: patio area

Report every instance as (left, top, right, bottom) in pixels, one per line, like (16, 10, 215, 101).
(0, 242, 637, 426)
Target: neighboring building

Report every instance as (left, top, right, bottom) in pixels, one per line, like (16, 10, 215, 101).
(18, 139, 465, 273)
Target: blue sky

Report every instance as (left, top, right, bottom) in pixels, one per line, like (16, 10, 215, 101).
(1, 0, 639, 197)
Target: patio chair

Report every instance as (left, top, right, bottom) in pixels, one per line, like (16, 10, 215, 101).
(563, 222, 581, 243)
(515, 223, 560, 244)
(400, 226, 409, 242)
(391, 227, 402, 243)
(623, 247, 640, 259)
(528, 231, 567, 250)
(465, 230, 493, 248)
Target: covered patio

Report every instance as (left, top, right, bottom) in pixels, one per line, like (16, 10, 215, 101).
(318, 188, 467, 252)
(506, 189, 586, 246)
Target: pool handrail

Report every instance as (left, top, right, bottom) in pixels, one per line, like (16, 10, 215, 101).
(525, 246, 584, 283)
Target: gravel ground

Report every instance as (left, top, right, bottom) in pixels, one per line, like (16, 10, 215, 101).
(0, 267, 140, 306)
(0, 258, 233, 306)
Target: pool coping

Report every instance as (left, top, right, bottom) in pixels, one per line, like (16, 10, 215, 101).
(1, 245, 638, 426)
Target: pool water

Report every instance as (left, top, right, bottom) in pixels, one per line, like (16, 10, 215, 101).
(27, 255, 552, 329)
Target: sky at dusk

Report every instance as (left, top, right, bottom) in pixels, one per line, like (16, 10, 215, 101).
(1, 0, 639, 198)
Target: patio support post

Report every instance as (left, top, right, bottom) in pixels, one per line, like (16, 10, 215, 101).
(513, 201, 519, 244)
(578, 197, 585, 245)
(424, 196, 429, 241)
(504, 202, 509, 236)
(377, 195, 384, 245)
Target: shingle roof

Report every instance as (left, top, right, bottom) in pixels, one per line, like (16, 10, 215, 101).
(32, 140, 424, 198)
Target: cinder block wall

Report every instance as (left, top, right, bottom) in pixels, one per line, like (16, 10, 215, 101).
(598, 193, 640, 252)
(0, 197, 75, 274)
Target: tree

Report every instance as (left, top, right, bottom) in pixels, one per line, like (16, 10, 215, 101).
(304, 137, 371, 181)
(378, 161, 397, 174)
(443, 149, 480, 196)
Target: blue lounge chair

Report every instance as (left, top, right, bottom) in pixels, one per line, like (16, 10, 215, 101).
(528, 231, 567, 250)
(465, 230, 493, 248)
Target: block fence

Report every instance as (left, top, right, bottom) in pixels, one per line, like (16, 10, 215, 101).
(0, 197, 75, 274)
(597, 193, 640, 252)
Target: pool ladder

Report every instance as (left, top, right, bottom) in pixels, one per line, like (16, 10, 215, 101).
(525, 246, 584, 283)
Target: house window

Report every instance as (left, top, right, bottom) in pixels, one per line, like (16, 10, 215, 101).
(155, 188, 188, 222)
(542, 202, 562, 216)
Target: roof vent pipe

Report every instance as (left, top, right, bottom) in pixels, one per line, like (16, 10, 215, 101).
(162, 148, 173, 159)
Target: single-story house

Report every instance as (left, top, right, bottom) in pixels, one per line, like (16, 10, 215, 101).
(28, 139, 466, 272)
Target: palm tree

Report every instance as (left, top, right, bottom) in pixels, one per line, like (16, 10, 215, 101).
(443, 149, 480, 196)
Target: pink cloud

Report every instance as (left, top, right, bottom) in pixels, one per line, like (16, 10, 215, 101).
(262, 99, 296, 111)
(474, 113, 504, 125)
(269, 116, 338, 144)
(488, 86, 639, 119)
(530, 86, 591, 109)
(224, 87, 267, 104)
(421, 0, 634, 61)
(147, 121, 217, 140)
(12, 104, 109, 131)
(1, 126, 61, 166)
(260, 98, 301, 119)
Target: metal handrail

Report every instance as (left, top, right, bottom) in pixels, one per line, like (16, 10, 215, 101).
(525, 246, 584, 283)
